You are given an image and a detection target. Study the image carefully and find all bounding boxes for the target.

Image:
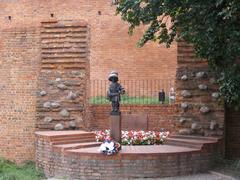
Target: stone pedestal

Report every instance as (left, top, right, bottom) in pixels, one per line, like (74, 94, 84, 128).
(110, 112, 121, 143)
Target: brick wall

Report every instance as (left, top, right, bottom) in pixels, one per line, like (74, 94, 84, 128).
(88, 105, 179, 132)
(0, 27, 40, 163)
(225, 107, 240, 159)
(47, 151, 211, 179)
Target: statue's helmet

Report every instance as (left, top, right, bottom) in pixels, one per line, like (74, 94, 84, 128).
(108, 71, 119, 81)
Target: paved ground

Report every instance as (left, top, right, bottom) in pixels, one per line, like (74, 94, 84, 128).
(148, 172, 238, 180)
(47, 171, 239, 180)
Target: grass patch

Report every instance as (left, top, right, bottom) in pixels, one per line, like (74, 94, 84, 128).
(0, 158, 45, 180)
(90, 95, 170, 105)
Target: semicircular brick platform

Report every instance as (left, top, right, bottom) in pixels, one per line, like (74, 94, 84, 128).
(35, 131, 221, 179)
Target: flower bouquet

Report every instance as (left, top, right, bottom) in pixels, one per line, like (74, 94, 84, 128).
(95, 129, 169, 146)
(99, 139, 121, 155)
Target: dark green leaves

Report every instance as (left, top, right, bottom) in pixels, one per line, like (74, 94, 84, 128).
(116, 0, 240, 107)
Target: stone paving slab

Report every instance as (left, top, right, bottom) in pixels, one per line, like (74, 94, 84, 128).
(46, 172, 238, 180)
(136, 172, 238, 180)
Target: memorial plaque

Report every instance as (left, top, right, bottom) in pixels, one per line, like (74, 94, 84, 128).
(122, 114, 148, 130)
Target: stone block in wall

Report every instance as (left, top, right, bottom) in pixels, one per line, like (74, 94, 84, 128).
(180, 102, 189, 111)
(212, 92, 220, 100)
(179, 117, 193, 125)
(181, 90, 192, 98)
(200, 105, 211, 114)
(54, 123, 64, 130)
(198, 84, 208, 90)
(179, 128, 191, 135)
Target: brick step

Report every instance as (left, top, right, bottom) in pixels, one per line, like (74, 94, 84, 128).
(50, 134, 95, 141)
(36, 130, 93, 135)
(170, 135, 219, 141)
(66, 145, 200, 156)
(50, 134, 95, 140)
(51, 138, 96, 145)
(50, 132, 95, 137)
(50, 132, 95, 139)
(45, 131, 95, 137)
(165, 138, 205, 149)
(53, 142, 101, 151)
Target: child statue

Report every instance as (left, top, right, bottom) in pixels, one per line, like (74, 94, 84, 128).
(107, 71, 125, 114)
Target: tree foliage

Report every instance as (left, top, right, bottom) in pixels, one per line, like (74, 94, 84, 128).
(116, 0, 240, 107)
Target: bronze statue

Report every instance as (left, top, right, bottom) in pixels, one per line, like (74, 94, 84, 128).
(107, 71, 125, 114)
